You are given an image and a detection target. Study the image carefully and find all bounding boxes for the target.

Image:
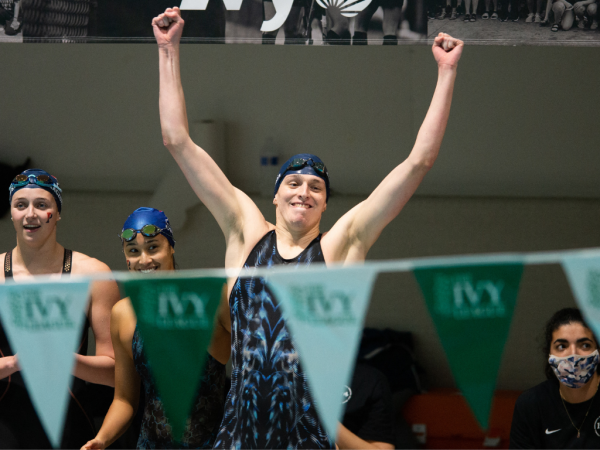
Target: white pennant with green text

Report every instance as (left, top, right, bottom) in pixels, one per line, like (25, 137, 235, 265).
(561, 255, 600, 340)
(0, 281, 91, 448)
(266, 266, 378, 441)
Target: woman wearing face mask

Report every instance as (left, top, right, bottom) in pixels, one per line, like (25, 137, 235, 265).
(510, 307, 600, 448)
(82, 207, 230, 450)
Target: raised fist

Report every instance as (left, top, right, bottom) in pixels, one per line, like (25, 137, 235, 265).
(432, 33, 464, 69)
(152, 7, 185, 48)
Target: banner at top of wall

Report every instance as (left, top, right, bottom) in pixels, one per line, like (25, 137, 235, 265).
(267, 266, 379, 442)
(0, 0, 426, 44)
(0, 281, 91, 448)
(121, 276, 225, 441)
(2, 0, 597, 46)
(413, 263, 524, 430)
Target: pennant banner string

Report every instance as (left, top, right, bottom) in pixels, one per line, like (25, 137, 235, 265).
(2, 247, 600, 286)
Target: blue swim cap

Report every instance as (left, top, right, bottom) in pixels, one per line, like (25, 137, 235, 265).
(273, 154, 330, 202)
(121, 207, 175, 248)
(8, 168, 62, 213)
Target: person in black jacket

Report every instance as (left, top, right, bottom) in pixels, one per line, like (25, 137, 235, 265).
(338, 363, 396, 449)
(510, 308, 600, 449)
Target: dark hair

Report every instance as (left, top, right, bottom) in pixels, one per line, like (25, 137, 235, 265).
(543, 307, 599, 382)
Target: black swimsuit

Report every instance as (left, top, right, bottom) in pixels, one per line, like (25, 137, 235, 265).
(214, 231, 333, 449)
(0, 249, 96, 448)
(132, 326, 226, 449)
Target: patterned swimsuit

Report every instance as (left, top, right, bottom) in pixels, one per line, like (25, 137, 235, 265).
(132, 327, 226, 449)
(214, 230, 333, 449)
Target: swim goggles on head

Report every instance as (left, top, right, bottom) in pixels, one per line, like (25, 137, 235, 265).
(120, 224, 168, 242)
(284, 158, 328, 176)
(9, 174, 62, 193)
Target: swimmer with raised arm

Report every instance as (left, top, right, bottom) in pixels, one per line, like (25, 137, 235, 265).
(153, 9, 463, 448)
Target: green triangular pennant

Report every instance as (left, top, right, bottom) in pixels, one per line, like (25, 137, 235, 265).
(414, 263, 523, 430)
(121, 276, 225, 440)
(267, 266, 378, 442)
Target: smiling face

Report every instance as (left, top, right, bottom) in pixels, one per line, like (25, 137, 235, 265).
(123, 233, 175, 272)
(273, 174, 327, 231)
(551, 322, 598, 357)
(11, 188, 60, 245)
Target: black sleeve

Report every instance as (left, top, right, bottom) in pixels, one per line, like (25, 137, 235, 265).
(510, 391, 541, 449)
(352, 372, 396, 445)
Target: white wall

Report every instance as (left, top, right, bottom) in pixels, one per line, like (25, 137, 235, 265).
(2, 191, 596, 391)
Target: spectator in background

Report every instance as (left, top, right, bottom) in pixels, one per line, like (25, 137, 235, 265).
(261, 0, 308, 44)
(482, 0, 499, 20)
(338, 363, 396, 449)
(0, 0, 21, 35)
(463, 0, 479, 21)
(573, 0, 597, 28)
(510, 308, 600, 448)
(353, 0, 403, 44)
(500, 0, 521, 21)
(526, 0, 543, 21)
(550, 0, 575, 31)
(436, 0, 461, 20)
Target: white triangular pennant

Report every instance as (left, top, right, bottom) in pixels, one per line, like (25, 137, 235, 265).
(267, 266, 378, 442)
(561, 255, 600, 339)
(0, 280, 91, 448)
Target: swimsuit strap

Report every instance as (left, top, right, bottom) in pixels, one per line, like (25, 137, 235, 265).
(62, 248, 72, 274)
(4, 248, 72, 279)
(4, 251, 13, 279)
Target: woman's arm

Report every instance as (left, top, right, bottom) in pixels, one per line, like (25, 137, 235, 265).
(154, 8, 270, 247)
(208, 288, 232, 365)
(0, 354, 19, 380)
(81, 301, 140, 450)
(73, 259, 122, 387)
(336, 424, 394, 449)
(324, 34, 463, 261)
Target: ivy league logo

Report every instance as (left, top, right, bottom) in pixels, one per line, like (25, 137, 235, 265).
(432, 273, 506, 320)
(289, 285, 356, 325)
(9, 291, 74, 330)
(180, 0, 372, 33)
(140, 284, 209, 330)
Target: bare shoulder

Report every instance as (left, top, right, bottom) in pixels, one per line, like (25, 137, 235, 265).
(229, 188, 274, 258)
(70, 251, 113, 275)
(234, 188, 270, 226)
(321, 201, 367, 263)
(111, 298, 137, 349)
(112, 298, 135, 323)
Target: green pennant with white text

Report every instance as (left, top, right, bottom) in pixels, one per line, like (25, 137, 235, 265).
(414, 264, 523, 430)
(121, 276, 225, 440)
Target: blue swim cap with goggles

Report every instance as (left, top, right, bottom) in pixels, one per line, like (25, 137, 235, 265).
(8, 169, 63, 213)
(120, 207, 176, 248)
(274, 154, 330, 202)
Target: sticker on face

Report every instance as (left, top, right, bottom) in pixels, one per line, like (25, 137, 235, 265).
(46, 213, 53, 223)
